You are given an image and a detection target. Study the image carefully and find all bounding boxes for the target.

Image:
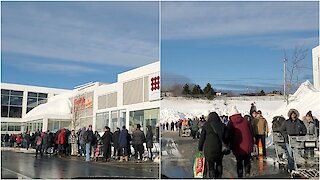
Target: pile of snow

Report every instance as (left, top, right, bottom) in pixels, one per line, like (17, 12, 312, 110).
(265, 80, 320, 147)
(161, 97, 283, 123)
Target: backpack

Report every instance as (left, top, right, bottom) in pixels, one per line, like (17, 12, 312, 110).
(36, 136, 42, 146)
(272, 116, 285, 132)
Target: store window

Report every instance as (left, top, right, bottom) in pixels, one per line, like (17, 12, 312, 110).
(1, 89, 23, 118)
(129, 108, 159, 133)
(27, 92, 48, 113)
(96, 112, 109, 132)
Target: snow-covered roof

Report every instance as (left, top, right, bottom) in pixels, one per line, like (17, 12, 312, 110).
(24, 97, 72, 121)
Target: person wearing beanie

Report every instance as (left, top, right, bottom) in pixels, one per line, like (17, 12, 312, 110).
(280, 108, 307, 173)
(228, 108, 254, 178)
(253, 110, 268, 158)
(132, 124, 146, 162)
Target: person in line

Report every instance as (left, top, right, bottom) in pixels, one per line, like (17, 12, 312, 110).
(112, 127, 121, 160)
(191, 118, 199, 139)
(132, 124, 146, 162)
(101, 126, 113, 162)
(254, 110, 268, 158)
(303, 111, 316, 157)
(41, 131, 48, 155)
(166, 122, 169, 131)
(35, 132, 43, 157)
(171, 121, 175, 131)
(69, 130, 78, 156)
(119, 126, 129, 162)
(280, 109, 307, 173)
(78, 127, 86, 157)
(84, 125, 94, 162)
(228, 107, 254, 178)
(250, 103, 257, 117)
(57, 128, 66, 157)
(146, 125, 154, 161)
(198, 112, 228, 178)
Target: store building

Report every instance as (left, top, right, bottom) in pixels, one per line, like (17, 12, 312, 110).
(1, 83, 69, 134)
(23, 61, 160, 133)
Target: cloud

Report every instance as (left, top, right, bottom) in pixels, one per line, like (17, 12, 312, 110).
(161, 71, 193, 88)
(162, 2, 319, 48)
(1, 2, 159, 67)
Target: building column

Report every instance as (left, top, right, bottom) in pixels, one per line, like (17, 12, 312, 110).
(43, 118, 48, 132)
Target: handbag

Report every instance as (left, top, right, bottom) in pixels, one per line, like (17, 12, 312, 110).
(210, 122, 230, 155)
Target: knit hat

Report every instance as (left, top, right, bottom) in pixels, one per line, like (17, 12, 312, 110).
(288, 108, 300, 118)
(306, 111, 312, 117)
(229, 106, 239, 116)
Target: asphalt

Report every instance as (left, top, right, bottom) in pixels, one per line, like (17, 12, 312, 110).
(1, 149, 159, 179)
(161, 130, 290, 179)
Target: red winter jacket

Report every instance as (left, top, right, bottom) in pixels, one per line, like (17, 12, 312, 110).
(16, 136, 21, 144)
(228, 114, 254, 156)
(57, 129, 66, 145)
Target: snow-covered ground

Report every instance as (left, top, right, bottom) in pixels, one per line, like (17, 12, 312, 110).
(161, 81, 320, 147)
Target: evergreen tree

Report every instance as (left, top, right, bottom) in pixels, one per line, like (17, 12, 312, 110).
(260, 90, 265, 96)
(203, 83, 216, 100)
(182, 84, 191, 96)
(192, 84, 202, 96)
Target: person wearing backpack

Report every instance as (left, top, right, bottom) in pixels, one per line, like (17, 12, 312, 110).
(84, 125, 94, 162)
(35, 133, 44, 157)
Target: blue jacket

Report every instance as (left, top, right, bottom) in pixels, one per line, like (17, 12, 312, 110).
(119, 129, 128, 148)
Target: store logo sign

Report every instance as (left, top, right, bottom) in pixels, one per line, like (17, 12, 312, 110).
(149, 72, 160, 101)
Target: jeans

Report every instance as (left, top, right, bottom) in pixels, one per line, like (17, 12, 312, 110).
(236, 154, 251, 178)
(134, 144, 144, 160)
(285, 143, 295, 171)
(85, 143, 91, 161)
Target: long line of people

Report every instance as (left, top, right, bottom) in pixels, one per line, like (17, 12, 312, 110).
(2, 124, 158, 163)
(197, 104, 319, 178)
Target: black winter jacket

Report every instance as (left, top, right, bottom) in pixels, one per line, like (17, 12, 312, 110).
(199, 112, 228, 162)
(280, 118, 307, 143)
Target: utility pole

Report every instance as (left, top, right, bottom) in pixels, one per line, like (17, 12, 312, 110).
(283, 58, 288, 104)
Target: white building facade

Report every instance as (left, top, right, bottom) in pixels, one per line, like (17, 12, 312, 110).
(312, 45, 320, 90)
(23, 61, 160, 134)
(1, 83, 69, 134)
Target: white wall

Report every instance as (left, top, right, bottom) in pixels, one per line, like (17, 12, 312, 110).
(312, 46, 320, 90)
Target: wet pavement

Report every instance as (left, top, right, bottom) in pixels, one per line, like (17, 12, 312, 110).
(161, 130, 290, 179)
(1, 149, 159, 179)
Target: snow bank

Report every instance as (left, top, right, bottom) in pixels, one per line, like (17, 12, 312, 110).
(265, 80, 320, 147)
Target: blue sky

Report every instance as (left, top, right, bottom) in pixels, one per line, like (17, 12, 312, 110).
(161, 1, 319, 93)
(1, 1, 159, 89)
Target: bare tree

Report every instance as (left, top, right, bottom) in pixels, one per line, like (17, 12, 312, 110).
(284, 46, 308, 104)
(71, 94, 85, 131)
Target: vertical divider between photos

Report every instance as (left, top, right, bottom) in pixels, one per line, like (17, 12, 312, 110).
(158, 0, 162, 179)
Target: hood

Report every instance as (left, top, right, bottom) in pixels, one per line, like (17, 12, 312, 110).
(207, 112, 221, 123)
(288, 108, 300, 118)
(230, 114, 244, 124)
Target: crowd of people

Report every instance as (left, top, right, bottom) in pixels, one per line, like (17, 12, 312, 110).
(2, 124, 158, 163)
(196, 103, 319, 178)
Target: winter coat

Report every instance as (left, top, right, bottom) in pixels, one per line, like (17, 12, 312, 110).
(191, 120, 199, 131)
(42, 133, 48, 147)
(68, 134, 77, 144)
(304, 120, 316, 135)
(101, 131, 113, 145)
(57, 129, 66, 145)
(119, 129, 128, 148)
(132, 129, 146, 145)
(146, 129, 153, 148)
(280, 118, 307, 143)
(84, 130, 94, 144)
(79, 128, 86, 145)
(253, 116, 269, 136)
(112, 130, 120, 149)
(228, 114, 254, 156)
(199, 112, 228, 162)
(16, 136, 21, 144)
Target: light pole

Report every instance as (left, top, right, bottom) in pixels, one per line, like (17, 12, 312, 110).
(283, 58, 288, 104)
